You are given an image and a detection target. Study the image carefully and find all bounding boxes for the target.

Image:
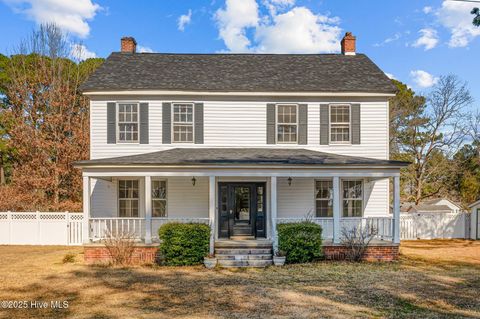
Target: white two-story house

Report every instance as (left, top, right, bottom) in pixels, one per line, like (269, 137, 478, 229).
(76, 33, 408, 264)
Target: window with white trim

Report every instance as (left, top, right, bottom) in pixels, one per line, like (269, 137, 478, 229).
(342, 180, 363, 217)
(315, 180, 333, 217)
(118, 103, 139, 142)
(277, 104, 297, 143)
(152, 180, 167, 217)
(119, 180, 139, 217)
(330, 105, 350, 143)
(173, 103, 194, 143)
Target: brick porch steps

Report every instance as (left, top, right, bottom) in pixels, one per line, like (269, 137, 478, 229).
(214, 239, 273, 268)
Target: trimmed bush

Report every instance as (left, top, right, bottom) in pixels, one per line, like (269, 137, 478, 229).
(158, 223, 210, 266)
(278, 222, 323, 264)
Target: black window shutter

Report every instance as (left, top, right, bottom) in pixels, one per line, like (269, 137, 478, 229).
(320, 104, 329, 145)
(298, 104, 308, 145)
(351, 103, 361, 144)
(162, 102, 172, 144)
(266, 103, 276, 144)
(139, 103, 149, 144)
(194, 102, 204, 144)
(107, 102, 116, 144)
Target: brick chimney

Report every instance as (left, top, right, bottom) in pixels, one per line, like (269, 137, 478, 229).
(341, 32, 356, 55)
(121, 37, 137, 53)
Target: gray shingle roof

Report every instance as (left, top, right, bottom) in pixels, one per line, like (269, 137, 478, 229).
(80, 53, 396, 94)
(75, 148, 409, 167)
(407, 205, 453, 213)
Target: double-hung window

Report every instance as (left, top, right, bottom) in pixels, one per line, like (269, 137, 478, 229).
(118, 103, 139, 142)
(330, 105, 350, 143)
(173, 103, 194, 143)
(277, 104, 297, 143)
(119, 180, 139, 217)
(152, 180, 167, 217)
(315, 180, 333, 217)
(342, 180, 363, 217)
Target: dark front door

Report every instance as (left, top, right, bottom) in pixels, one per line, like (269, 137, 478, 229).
(218, 182, 266, 238)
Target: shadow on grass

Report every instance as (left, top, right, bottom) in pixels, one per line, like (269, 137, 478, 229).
(3, 258, 479, 319)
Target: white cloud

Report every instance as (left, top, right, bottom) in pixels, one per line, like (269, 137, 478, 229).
(436, 0, 480, 47)
(2, 0, 101, 38)
(214, 0, 259, 52)
(410, 70, 439, 88)
(373, 33, 401, 47)
(137, 45, 154, 53)
(70, 43, 96, 61)
(255, 7, 341, 53)
(412, 28, 439, 50)
(214, 0, 341, 53)
(385, 73, 396, 80)
(178, 9, 192, 31)
(423, 6, 433, 14)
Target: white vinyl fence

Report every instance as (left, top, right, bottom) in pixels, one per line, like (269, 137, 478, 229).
(0, 212, 83, 245)
(400, 212, 469, 240)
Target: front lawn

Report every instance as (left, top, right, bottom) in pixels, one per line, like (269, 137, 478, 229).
(0, 240, 479, 318)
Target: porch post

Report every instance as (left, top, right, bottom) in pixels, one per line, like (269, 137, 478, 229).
(333, 176, 341, 244)
(270, 176, 278, 253)
(393, 175, 401, 244)
(208, 176, 216, 255)
(144, 176, 152, 244)
(82, 175, 90, 244)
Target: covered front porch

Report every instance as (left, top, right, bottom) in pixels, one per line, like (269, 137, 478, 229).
(77, 148, 406, 256)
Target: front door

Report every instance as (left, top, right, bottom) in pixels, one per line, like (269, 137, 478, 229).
(218, 183, 266, 238)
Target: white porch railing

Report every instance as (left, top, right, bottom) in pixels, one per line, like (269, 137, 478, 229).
(88, 217, 210, 242)
(276, 217, 393, 241)
(89, 218, 145, 241)
(340, 217, 393, 241)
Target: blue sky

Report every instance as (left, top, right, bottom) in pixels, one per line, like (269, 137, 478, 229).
(0, 0, 479, 105)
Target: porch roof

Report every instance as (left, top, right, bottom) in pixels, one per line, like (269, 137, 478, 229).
(75, 148, 409, 168)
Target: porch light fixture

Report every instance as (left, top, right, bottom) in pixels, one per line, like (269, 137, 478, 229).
(287, 177, 292, 186)
(191, 177, 196, 186)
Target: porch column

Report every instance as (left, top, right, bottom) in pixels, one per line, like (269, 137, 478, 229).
(270, 176, 278, 253)
(208, 176, 216, 255)
(82, 175, 90, 244)
(144, 176, 152, 244)
(393, 175, 401, 244)
(332, 176, 341, 244)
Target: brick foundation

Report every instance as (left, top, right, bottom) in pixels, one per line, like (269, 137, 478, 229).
(84, 244, 159, 265)
(323, 244, 399, 262)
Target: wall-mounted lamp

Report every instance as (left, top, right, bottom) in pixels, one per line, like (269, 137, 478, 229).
(287, 177, 293, 186)
(191, 177, 196, 186)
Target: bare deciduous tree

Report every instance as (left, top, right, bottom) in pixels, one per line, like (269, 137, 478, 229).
(341, 225, 378, 262)
(103, 229, 136, 266)
(398, 75, 473, 203)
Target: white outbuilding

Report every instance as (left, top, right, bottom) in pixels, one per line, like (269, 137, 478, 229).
(469, 199, 480, 240)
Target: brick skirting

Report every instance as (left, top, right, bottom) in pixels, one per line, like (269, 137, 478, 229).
(84, 245, 159, 265)
(323, 244, 399, 262)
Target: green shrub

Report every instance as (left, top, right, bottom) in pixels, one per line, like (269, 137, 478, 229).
(277, 222, 323, 264)
(158, 223, 210, 266)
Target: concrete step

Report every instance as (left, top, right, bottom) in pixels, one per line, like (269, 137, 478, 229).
(215, 254, 272, 260)
(214, 240, 273, 249)
(217, 259, 273, 268)
(215, 248, 272, 255)
(229, 235, 255, 240)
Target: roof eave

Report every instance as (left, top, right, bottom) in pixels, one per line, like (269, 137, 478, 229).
(74, 163, 409, 169)
(81, 90, 396, 97)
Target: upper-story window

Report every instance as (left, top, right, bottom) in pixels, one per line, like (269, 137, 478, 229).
(118, 103, 139, 142)
(277, 104, 297, 143)
(330, 105, 350, 143)
(342, 180, 363, 217)
(173, 103, 194, 143)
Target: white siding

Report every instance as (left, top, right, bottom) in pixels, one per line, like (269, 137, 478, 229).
(90, 99, 389, 160)
(90, 177, 209, 219)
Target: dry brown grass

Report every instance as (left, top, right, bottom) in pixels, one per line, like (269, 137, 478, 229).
(0, 241, 478, 318)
